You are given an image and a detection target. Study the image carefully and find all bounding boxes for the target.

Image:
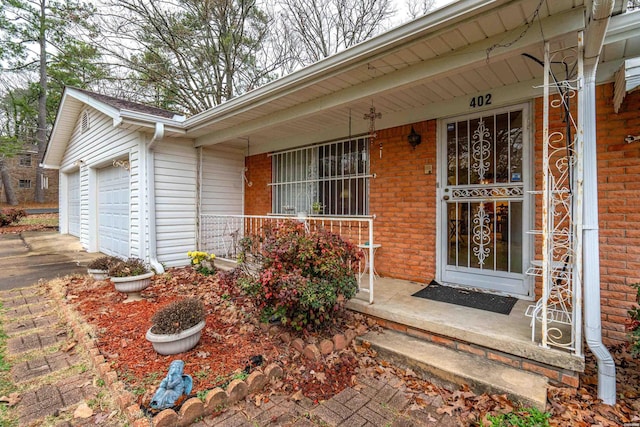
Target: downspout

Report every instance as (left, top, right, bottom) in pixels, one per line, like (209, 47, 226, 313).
(146, 122, 165, 274)
(582, 0, 615, 405)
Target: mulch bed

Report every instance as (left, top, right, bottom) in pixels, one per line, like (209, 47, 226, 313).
(62, 268, 362, 407)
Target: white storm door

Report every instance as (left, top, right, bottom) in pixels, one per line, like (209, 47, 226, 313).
(440, 106, 530, 297)
(67, 171, 81, 237)
(98, 165, 130, 258)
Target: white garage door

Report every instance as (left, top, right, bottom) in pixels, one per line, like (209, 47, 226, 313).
(98, 165, 130, 257)
(67, 171, 80, 237)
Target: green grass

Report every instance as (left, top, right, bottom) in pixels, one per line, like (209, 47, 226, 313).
(481, 407, 551, 427)
(17, 214, 58, 228)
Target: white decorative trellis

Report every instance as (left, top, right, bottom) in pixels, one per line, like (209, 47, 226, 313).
(525, 37, 584, 355)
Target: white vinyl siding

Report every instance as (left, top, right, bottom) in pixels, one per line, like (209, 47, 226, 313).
(153, 139, 198, 267)
(60, 108, 140, 253)
(200, 147, 244, 215)
(67, 171, 81, 237)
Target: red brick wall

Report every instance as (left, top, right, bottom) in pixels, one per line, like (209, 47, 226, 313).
(369, 121, 438, 282)
(244, 153, 271, 215)
(593, 83, 640, 344)
(0, 154, 58, 205)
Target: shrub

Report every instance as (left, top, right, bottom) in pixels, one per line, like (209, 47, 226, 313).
(627, 283, 640, 356)
(187, 251, 216, 276)
(0, 209, 26, 227)
(238, 219, 360, 331)
(150, 298, 205, 335)
(87, 256, 120, 271)
(108, 258, 150, 277)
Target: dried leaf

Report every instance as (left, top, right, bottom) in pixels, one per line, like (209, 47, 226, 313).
(313, 372, 327, 384)
(73, 403, 93, 419)
(62, 341, 77, 352)
(0, 393, 21, 406)
(290, 390, 305, 402)
(254, 394, 264, 407)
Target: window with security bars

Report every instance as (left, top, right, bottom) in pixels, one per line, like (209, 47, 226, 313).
(271, 137, 371, 216)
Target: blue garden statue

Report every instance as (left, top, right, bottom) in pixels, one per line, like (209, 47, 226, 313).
(150, 360, 193, 410)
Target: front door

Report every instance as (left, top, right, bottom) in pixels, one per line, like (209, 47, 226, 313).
(439, 105, 531, 297)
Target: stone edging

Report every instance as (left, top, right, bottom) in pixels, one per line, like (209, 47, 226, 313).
(51, 285, 284, 427)
(268, 325, 365, 360)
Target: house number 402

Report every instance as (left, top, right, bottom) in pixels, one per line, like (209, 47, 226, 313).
(469, 94, 492, 108)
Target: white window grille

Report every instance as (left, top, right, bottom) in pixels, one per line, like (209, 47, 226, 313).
(41, 174, 49, 189)
(19, 179, 31, 189)
(270, 137, 371, 216)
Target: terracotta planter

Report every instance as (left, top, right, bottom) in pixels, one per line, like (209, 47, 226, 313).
(111, 272, 154, 302)
(88, 269, 109, 280)
(146, 320, 206, 355)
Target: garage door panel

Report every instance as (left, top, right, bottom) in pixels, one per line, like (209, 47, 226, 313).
(98, 166, 130, 258)
(68, 171, 80, 237)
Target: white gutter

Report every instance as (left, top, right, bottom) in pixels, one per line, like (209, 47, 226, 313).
(145, 122, 165, 274)
(582, 0, 616, 406)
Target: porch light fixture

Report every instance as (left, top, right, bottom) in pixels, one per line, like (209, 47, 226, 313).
(407, 126, 421, 149)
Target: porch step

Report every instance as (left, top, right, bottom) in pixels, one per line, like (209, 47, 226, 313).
(358, 329, 548, 410)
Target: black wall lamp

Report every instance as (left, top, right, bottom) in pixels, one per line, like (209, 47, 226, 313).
(407, 126, 421, 149)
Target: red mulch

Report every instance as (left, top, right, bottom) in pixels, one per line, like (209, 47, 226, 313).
(63, 268, 362, 406)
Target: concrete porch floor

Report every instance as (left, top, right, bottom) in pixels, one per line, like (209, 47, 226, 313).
(346, 275, 584, 373)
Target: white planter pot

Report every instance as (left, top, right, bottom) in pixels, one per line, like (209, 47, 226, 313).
(111, 272, 154, 302)
(88, 269, 109, 280)
(146, 320, 206, 355)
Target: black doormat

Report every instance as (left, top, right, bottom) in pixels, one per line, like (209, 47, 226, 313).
(412, 280, 517, 315)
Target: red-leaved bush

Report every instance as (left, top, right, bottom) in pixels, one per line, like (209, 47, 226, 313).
(237, 220, 360, 331)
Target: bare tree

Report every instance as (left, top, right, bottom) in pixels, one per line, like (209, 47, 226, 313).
(405, 0, 436, 20)
(279, 0, 394, 66)
(98, 0, 293, 115)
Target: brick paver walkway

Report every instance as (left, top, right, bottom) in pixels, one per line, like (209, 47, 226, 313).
(197, 372, 456, 426)
(17, 373, 99, 425)
(0, 286, 120, 426)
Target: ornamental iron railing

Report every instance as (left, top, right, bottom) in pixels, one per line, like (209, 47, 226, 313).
(199, 214, 376, 303)
(525, 38, 584, 355)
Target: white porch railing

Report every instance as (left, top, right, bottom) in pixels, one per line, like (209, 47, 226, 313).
(199, 214, 375, 303)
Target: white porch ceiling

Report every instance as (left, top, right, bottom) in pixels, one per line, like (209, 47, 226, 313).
(187, 0, 640, 155)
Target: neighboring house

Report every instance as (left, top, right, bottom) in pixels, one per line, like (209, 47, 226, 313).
(45, 0, 639, 405)
(0, 146, 58, 205)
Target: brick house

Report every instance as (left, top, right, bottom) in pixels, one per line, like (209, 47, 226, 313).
(45, 0, 640, 405)
(1, 146, 58, 205)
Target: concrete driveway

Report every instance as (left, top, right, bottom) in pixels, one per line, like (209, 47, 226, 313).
(0, 231, 99, 291)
